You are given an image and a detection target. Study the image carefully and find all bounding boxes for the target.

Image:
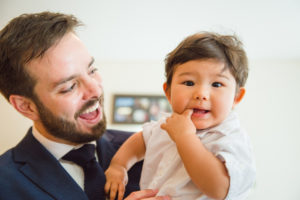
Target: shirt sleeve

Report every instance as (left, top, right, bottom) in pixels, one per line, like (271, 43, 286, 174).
(142, 121, 157, 146)
(206, 129, 256, 200)
(142, 113, 170, 146)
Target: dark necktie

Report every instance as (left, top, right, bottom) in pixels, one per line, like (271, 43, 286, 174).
(62, 144, 106, 200)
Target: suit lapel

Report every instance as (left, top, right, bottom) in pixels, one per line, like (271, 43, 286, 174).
(96, 129, 134, 170)
(96, 134, 116, 170)
(13, 129, 88, 200)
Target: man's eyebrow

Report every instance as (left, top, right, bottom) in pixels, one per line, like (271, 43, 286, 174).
(52, 75, 77, 89)
(88, 57, 95, 68)
(52, 57, 95, 88)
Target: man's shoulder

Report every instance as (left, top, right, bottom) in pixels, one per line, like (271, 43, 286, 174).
(96, 129, 137, 172)
(102, 129, 134, 146)
(0, 148, 18, 176)
(0, 149, 12, 164)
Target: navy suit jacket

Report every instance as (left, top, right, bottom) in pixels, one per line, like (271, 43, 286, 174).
(0, 128, 142, 200)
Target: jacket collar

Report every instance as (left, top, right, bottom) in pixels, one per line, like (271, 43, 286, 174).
(13, 128, 89, 200)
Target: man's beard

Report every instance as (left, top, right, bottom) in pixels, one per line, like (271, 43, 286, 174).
(33, 96, 107, 144)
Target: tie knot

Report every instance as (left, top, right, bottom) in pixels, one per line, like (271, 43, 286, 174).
(63, 144, 96, 167)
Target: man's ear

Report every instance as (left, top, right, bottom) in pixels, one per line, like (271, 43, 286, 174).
(163, 82, 171, 103)
(9, 95, 39, 121)
(233, 87, 246, 108)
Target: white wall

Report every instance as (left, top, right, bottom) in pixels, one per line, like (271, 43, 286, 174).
(1, 0, 300, 199)
(237, 60, 300, 199)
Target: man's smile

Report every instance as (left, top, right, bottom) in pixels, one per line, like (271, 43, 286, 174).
(78, 101, 102, 125)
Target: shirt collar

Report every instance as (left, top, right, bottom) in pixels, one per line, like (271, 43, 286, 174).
(32, 125, 96, 160)
(196, 111, 240, 137)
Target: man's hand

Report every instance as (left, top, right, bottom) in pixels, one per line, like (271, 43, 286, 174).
(125, 189, 171, 200)
(105, 163, 128, 200)
(161, 109, 196, 142)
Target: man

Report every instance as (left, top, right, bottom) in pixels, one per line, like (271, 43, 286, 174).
(0, 12, 169, 200)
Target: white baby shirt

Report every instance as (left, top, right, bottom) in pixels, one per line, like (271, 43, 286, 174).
(140, 111, 256, 200)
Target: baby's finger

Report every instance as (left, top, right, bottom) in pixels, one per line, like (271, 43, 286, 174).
(109, 182, 119, 200)
(104, 181, 111, 194)
(117, 183, 125, 200)
(160, 123, 165, 129)
(183, 109, 193, 117)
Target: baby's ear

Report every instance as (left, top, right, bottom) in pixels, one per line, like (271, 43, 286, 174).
(233, 87, 246, 108)
(9, 95, 39, 121)
(163, 82, 171, 103)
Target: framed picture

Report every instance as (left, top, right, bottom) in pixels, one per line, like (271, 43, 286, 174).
(112, 94, 172, 124)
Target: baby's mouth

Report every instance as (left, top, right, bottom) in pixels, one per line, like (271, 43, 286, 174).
(193, 108, 209, 114)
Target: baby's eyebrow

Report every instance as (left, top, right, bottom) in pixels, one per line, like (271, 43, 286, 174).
(217, 73, 230, 80)
(178, 72, 194, 77)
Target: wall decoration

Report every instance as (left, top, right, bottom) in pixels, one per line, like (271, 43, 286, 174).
(112, 94, 172, 124)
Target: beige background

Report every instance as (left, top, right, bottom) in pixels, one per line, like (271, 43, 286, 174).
(1, 0, 300, 199)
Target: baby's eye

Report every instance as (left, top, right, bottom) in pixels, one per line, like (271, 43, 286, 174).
(183, 81, 194, 86)
(212, 82, 222, 87)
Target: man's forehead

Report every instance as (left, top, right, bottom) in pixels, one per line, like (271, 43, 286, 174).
(25, 32, 93, 87)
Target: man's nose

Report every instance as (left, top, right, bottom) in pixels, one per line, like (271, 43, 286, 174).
(82, 77, 102, 100)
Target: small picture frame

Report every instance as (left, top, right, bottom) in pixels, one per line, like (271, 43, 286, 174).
(112, 94, 172, 124)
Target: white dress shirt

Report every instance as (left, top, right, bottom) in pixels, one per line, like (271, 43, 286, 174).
(32, 126, 97, 190)
(140, 111, 256, 200)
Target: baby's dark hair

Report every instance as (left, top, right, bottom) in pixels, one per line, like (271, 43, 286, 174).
(164, 32, 248, 90)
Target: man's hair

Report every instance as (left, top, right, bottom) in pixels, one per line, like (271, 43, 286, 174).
(164, 32, 248, 90)
(0, 11, 81, 101)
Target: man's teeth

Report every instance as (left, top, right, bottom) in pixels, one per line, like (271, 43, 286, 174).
(82, 102, 99, 114)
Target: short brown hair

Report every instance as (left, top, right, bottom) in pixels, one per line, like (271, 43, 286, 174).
(164, 32, 248, 90)
(0, 11, 81, 101)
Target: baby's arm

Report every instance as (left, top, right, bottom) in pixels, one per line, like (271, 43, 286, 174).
(161, 109, 229, 200)
(105, 131, 146, 200)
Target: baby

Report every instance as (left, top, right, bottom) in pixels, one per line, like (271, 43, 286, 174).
(105, 32, 256, 200)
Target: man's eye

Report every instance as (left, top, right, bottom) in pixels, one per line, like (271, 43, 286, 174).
(212, 82, 222, 87)
(89, 68, 98, 75)
(183, 81, 194, 86)
(61, 83, 76, 93)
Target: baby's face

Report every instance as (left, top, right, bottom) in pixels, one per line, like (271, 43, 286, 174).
(164, 59, 242, 130)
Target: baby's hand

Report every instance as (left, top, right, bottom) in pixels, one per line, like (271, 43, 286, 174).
(105, 163, 128, 200)
(161, 109, 196, 142)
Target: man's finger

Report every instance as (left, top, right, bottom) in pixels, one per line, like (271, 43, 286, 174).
(144, 196, 171, 200)
(124, 189, 158, 200)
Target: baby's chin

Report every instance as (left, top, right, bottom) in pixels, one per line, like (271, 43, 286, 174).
(191, 119, 214, 131)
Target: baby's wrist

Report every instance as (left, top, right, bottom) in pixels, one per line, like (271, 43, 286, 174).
(173, 130, 196, 143)
(110, 162, 126, 171)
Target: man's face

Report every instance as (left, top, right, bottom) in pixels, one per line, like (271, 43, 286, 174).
(27, 32, 106, 144)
